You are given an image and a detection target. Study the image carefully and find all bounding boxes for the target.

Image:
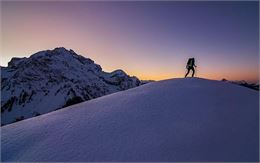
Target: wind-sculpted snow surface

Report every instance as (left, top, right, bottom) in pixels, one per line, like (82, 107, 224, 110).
(1, 47, 141, 125)
(1, 78, 259, 161)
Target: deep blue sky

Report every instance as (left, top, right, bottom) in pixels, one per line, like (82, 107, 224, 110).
(2, 1, 259, 82)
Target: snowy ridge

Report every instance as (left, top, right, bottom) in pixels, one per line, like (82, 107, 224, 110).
(1, 78, 259, 161)
(1, 47, 142, 125)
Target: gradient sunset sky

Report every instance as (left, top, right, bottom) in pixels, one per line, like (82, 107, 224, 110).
(1, 1, 259, 82)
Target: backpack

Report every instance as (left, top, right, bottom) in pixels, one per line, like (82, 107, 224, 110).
(187, 58, 194, 67)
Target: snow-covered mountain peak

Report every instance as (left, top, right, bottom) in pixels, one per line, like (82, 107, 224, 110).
(1, 47, 142, 125)
(53, 46, 70, 53)
(29, 47, 101, 71)
(111, 69, 127, 76)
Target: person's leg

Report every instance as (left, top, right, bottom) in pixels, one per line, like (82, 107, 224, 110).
(185, 68, 190, 77)
(191, 67, 195, 77)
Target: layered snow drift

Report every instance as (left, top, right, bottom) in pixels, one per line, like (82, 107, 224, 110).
(1, 78, 259, 161)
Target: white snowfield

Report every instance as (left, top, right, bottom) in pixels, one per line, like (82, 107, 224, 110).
(1, 78, 259, 161)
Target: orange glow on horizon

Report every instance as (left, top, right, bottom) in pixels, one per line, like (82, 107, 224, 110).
(126, 68, 258, 83)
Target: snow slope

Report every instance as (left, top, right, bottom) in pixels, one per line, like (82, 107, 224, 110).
(1, 78, 259, 162)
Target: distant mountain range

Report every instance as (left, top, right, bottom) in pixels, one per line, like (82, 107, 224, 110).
(1, 47, 144, 126)
(221, 79, 259, 91)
